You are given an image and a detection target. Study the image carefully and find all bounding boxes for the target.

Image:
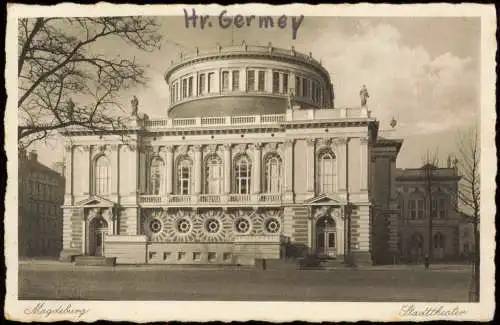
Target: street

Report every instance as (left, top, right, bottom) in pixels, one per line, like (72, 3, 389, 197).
(18, 261, 472, 301)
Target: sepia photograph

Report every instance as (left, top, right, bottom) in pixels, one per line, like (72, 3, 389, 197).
(5, 3, 496, 322)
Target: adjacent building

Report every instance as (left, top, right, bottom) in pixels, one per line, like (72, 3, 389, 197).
(395, 165, 464, 262)
(19, 150, 65, 258)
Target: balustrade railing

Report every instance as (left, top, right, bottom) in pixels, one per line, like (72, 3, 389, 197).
(198, 194, 221, 203)
(228, 194, 252, 202)
(139, 193, 283, 205)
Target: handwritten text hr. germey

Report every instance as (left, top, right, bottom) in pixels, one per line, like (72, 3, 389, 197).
(183, 9, 304, 40)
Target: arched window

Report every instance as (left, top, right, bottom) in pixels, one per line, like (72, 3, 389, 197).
(318, 151, 336, 194)
(148, 157, 164, 195)
(94, 155, 110, 195)
(264, 154, 282, 193)
(177, 157, 192, 195)
(234, 155, 251, 194)
(205, 155, 223, 194)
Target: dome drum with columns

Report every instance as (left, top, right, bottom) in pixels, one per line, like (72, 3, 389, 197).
(164, 43, 335, 118)
(59, 44, 410, 267)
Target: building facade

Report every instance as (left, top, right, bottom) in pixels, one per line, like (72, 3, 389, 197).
(19, 150, 65, 258)
(59, 44, 396, 266)
(395, 165, 464, 262)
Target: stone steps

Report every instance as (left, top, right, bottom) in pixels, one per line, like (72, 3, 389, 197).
(73, 255, 117, 266)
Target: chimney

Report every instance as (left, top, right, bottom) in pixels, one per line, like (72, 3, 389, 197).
(29, 150, 38, 161)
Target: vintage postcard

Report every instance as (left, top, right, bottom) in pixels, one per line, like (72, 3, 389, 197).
(4, 3, 496, 322)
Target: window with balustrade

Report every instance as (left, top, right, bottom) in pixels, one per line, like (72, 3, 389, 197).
(148, 157, 165, 195)
(94, 155, 110, 196)
(234, 155, 251, 194)
(317, 151, 337, 194)
(176, 157, 193, 195)
(264, 154, 282, 193)
(205, 155, 223, 194)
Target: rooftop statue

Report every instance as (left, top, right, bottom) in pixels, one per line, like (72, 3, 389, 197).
(131, 96, 139, 116)
(360, 84, 369, 107)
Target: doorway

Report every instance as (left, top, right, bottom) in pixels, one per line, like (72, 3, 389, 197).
(316, 216, 337, 258)
(89, 216, 108, 256)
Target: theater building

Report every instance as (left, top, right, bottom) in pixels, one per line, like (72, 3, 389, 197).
(59, 43, 401, 266)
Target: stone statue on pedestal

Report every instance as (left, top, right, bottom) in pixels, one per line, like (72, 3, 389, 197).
(131, 96, 139, 116)
(360, 85, 369, 107)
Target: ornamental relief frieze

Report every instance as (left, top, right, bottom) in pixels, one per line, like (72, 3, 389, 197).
(141, 208, 283, 243)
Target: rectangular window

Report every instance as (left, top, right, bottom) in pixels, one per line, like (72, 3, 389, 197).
(303, 78, 309, 98)
(272, 71, 280, 93)
(163, 252, 171, 260)
(282, 73, 288, 94)
(198, 74, 205, 95)
(208, 72, 215, 93)
(193, 252, 201, 261)
(223, 252, 232, 262)
(247, 70, 255, 91)
(177, 252, 185, 260)
(295, 76, 301, 97)
(258, 71, 265, 91)
(417, 200, 425, 219)
(408, 200, 416, 220)
(208, 252, 216, 262)
(188, 76, 193, 97)
(182, 78, 187, 99)
(439, 198, 446, 218)
(328, 232, 336, 248)
(222, 71, 229, 91)
(232, 71, 240, 90)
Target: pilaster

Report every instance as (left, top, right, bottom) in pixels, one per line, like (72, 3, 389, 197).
(252, 143, 262, 195)
(337, 137, 348, 193)
(64, 144, 73, 205)
(82, 145, 91, 195)
(360, 136, 369, 191)
(223, 144, 232, 195)
(165, 145, 174, 195)
(306, 138, 316, 194)
(194, 145, 203, 195)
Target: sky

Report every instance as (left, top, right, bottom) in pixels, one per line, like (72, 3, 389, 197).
(30, 15, 480, 169)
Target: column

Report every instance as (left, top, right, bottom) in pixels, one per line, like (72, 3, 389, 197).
(165, 146, 174, 195)
(158, 147, 167, 195)
(64, 144, 73, 204)
(128, 144, 138, 195)
(284, 140, 294, 193)
(306, 138, 316, 193)
(360, 137, 369, 191)
(139, 146, 147, 194)
(81, 210, 86, 255)
(111, 145, 119, 195)
(194, 145, 202, 195)
(223, 144, 231, 194)
(252, 143, 262, 194)
(338, 138, 348, 192)
(82, 145, 91, 195)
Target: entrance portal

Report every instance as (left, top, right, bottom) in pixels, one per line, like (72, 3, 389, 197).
(89, 216, 109, 256)
(316, 216, 337, 258)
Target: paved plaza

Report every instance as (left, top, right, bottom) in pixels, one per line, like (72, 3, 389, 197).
(18, 261, 473, 301)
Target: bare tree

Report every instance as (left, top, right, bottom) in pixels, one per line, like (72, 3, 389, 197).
(18, 17, 163, 150)
(454, 127, 480, 302)
(421, 148, 440, 265)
